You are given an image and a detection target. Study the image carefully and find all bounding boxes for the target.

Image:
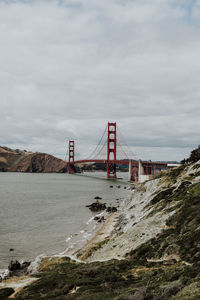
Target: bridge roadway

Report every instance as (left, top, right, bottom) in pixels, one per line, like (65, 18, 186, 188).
(72, 159, 168, 168)
(70, 160, 168, 179)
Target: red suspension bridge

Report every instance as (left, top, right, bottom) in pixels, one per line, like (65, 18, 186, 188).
(67, 122, 168, 182)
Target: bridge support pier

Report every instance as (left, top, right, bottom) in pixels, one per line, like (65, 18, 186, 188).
(107, 122, 117, 179)
(129, 160, 132, 181)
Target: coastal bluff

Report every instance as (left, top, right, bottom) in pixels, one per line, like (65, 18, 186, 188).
(0, 146, 67, 173)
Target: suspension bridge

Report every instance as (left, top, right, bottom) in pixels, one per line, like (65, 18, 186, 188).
(66, 122, 168, 182)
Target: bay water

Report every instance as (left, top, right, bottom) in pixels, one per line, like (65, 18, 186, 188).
(0, 172, 129, 270)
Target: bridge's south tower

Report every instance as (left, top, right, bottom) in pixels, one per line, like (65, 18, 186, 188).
(68, 140, 75, 173)
(107, 122, 117, 179)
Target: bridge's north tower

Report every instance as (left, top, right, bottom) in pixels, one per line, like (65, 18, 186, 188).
(107, 122, 117, 179)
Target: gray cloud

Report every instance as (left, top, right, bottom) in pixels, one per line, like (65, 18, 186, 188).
(0, 0, 200, 161)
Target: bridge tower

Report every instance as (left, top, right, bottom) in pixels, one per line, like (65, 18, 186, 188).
(107, 122, 117, 179)
(68, 140, 75, 173)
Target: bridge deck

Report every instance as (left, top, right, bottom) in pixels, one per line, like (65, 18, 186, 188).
(72, 159, 168, 167)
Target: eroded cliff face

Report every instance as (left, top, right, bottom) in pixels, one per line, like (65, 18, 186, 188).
(0, 147, 67, 173)
(76, 160, 200, 267)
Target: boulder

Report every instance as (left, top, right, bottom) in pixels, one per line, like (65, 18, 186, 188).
(8, 260, 31, 276)
(106, 206, 118, 213)
(86, 201, 106, 212)
(8, 260, 21, 272)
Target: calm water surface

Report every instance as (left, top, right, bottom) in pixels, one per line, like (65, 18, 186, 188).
(0, 172, 129, 269)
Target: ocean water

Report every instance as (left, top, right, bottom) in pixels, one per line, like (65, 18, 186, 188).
(0, 172, 129, 269)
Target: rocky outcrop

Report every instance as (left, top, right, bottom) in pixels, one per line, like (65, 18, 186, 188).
(8, 260, 31, 277)
(86, 200, 106, 212)
(0, 146, 67, 173)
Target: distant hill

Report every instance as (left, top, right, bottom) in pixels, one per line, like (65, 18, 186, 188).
(0, 146, 67, 173)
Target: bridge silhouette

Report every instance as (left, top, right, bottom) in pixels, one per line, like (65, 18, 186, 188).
(67, 122, 168, 181)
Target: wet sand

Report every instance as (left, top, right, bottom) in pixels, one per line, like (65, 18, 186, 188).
(75, 212, 118, 261)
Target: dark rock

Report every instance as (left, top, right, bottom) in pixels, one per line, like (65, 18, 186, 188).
(124, 186, 127, 189)
(94, 196, 102, 200)
(117, 185, 121, 188)
(94, 216, 105, 223)
(86, 201, 106, 212)
(106, 206, 118, 213)
(9, 248, 14, 252)
(8, 260, 31, 276)
(109, 185, 113, 188)
(8, 260, 21, 272)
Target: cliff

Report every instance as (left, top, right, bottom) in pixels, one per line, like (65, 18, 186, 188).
(0, 146, 67, 173)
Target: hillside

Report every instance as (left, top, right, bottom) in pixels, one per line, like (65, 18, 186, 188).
(0, 146, 67, 173)
(1, 157, 200, 299)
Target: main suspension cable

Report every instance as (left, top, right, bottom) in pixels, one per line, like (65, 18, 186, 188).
(117, 125, 138, 160)
(85, 124, 107, 160)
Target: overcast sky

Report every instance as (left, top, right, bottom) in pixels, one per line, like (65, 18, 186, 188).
(0, 0, 200, 161)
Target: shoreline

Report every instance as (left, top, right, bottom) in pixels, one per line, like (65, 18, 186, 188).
(27, 208, 119, 271)
(0, 209, 122, 288)
(0, 210, 120, 295)
(0, 184, 130, 295)
(0, 211, 106, 279)
(74, 211, 118, 261)
(0, 172, 129, 272)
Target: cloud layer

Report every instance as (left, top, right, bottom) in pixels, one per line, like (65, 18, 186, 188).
(1, 0, 200, 161)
